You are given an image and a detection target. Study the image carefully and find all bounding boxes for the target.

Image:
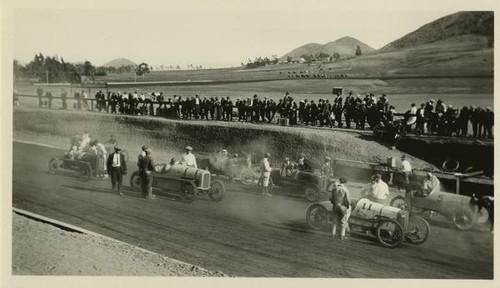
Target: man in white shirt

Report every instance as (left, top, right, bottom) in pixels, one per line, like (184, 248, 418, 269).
(180, 146, 197, 168)
(400, 155, 412, 186)
(362, 174, 390, 202)
(260, 152, 272, 196)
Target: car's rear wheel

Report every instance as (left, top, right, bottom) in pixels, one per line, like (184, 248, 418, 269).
(305, 186, 320, 202)
(453, 208, 475, 230)
(208, 180, 225, 202)
(239, 169, 256, 185)
(79, 163, 92, 181)
(49, 158, 59, 174)
(306, 204, 329, 230)
(180, 181, 197, 203)
(376, 219, 404, 248)
(405, 216, 431, 244)
(130, 171, 141, 190)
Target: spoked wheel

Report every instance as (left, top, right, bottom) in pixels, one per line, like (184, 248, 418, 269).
(306, 204, 329, 230)
(239, 169, 256, 185)
(208, 180, 225, 202)
(376, 219, 404, 248)
(48, 158, 59, 174)
(305, 186, 320, 202)
(258, 176, 274, 193)
(405, 216, 431, 245)
(453, 208, 475, 230)
(129, 171, 141, 190)
(180, 181, 197, 203)
(79, 163, 92, 181)
(390, 196, 410, 211)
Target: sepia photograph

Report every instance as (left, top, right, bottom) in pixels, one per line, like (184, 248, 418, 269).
(1, 0, 498, 286)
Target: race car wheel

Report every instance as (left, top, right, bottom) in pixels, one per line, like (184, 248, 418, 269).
(452, 208, 475, 230)
(376, 219, 404, 248)
(130, 171, 141, 190)
(208, 180, 225, 202)
(305, 186, 320, 202)
(405, 216, 431, 245)
(239, 169, 256, 185)
(258, 176, 274, 192)
(180, 181, 197, 203)
(79, 163, 92, 181)
(48, 158, 59, 174)
(306, 204, 329, 230)
(390, 196, 410, 211)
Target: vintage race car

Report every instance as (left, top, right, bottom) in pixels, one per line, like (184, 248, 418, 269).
(130, 164, 225, 203)
(405, 189, 479, 230)
(48, 152, 109, 181)
(263, 168, 335, 202)
(307, 198, 431, 248)
(197, 152, 256, 184)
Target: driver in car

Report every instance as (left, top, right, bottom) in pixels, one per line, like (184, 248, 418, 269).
(280, 157, 294, 177)
(362, 174, 390, 203)
(421, 172, 440, 197)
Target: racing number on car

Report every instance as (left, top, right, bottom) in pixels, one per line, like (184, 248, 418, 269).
(361, 203, 373, 210)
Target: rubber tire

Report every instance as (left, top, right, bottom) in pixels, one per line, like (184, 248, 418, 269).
(208, 179, 225, 202)
(79, 162, 92, 181)
(129, 171, 141, 190)
(306, 204, 329, 230)
(442, 159, 460, 172)
(376, 219, 404, 248)
(305, 186, 320, 202)
(405, 216, 431, 245)
(180, 181, 197, 203)
(239, 169, 256, 185)
(49, 158, 59, 174)
(452, 208, 475, 230)
(390, 196, 410, 211)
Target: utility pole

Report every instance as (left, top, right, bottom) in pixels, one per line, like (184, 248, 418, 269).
(46, 68, 49, 83)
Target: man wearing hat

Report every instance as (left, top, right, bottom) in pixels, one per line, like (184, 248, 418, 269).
(138, 148, 156, 199)
(330, 176, 351, 240)
(400, 155, 413, 187)
(180, 146, 197, 168)
(260, 152, 272, 196)
(297, 153, 312, 172)
(106, 147, 127, 196)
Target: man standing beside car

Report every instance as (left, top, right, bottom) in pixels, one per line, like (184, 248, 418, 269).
(138, 148, 156, 199)
(260, 152, 272, 196)
(330, 177, 351, 240)
(107, 147, 127, 196)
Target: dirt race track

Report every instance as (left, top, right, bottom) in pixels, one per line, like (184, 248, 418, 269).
(12, 142, 493, 278)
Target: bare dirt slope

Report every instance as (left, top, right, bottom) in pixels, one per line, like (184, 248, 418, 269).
(12, 212, 226, 276)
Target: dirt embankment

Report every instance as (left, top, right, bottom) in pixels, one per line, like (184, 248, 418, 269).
(13, 108, 434, 169)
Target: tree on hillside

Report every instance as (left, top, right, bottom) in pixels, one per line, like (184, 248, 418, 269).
(136, 62, 151, 76)
(355, 45, 362, 56)
(286, 56, 292, 63)
(332, 53, 341, 61)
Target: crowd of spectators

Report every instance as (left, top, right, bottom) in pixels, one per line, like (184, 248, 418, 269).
(31, 88, 494, 139)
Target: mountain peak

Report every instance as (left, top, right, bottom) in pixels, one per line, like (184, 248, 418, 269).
(281, 36, 374, 59)
(102, 58, 137, 68)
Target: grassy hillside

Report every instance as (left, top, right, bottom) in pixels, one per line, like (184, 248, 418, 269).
(280, 36, 375, 59)
(381, 11, 493, 52)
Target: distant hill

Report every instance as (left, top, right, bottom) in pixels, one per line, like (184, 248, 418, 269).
(102, 58, 136, 68)
(380, 11, 493, 52)
(281, 36, 375, 60)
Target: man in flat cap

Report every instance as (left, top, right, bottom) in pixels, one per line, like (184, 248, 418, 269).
(106, 147, 127, 196)
(180, 146, 197, 168)
(138, 147, 156, 199)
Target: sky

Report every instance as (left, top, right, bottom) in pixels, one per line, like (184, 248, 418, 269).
(9, 1, 481, 68)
